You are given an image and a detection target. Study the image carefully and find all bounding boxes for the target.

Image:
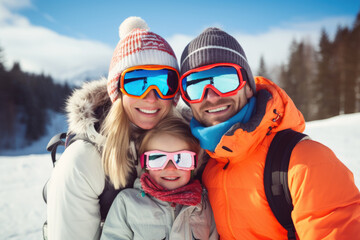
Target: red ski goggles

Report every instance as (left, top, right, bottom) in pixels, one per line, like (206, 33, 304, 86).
(119, 65, 180, 99)
(140, 150, 197, 171)
(180, 63, 247, 104)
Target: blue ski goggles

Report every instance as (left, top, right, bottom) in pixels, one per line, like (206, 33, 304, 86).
(180, 63, 247, 103)
(120, 65, 180, 99)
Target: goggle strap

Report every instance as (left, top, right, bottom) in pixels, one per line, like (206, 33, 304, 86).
(140, 154, 146, 169)
(240, 68, 249, 82)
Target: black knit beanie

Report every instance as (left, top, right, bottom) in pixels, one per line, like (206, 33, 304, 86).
(180, 27, 256, 93)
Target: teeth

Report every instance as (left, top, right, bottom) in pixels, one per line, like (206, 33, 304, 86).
(208, 106, 227, 113)
(139, 108, 158, 114)
(163, 177, 179, 181)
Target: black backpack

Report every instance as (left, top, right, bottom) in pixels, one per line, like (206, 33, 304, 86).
(42, 132, 123, 240)
(264, 129, 308, 240)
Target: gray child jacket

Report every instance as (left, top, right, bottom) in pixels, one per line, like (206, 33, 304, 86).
(101, 178, 218, 240)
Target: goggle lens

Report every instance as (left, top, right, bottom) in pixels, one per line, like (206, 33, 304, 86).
(122, 68, 179, 99)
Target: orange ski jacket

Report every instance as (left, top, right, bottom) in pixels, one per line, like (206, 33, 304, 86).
(202, 77, 360, 239)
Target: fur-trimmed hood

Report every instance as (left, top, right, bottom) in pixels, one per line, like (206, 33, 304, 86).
(65, 78, 111, 146)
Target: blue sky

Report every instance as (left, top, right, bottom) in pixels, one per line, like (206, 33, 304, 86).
(0, 0, 359, 83)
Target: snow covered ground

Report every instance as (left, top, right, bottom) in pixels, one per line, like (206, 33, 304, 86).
(0, 112, 67, 240)
(0, 112, 359, 240)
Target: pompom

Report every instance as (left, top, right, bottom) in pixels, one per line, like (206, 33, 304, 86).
(119, 16, 149, 39)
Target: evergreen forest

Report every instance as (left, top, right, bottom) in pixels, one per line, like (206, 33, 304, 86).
(0, 52, 72, 150)
(265, 11, 360, 121)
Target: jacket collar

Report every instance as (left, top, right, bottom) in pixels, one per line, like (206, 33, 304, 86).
(66, 78, 110, 146)
(207, 77, 305, 162)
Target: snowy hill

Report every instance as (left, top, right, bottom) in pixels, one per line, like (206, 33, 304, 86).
(0, 113, 359, 240)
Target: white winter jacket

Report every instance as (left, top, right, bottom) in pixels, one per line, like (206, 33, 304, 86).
(46, 79, 142, 240)
(47, 140, 105, 240)
(101, 179, 219, 240)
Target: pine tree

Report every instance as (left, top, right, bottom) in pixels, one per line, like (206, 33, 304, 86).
(344, 27, 357, 114)
(351, 11, 360, 112)
(279, 39, 317, 120)
(280, 40, 297, 100)
(316, 29, 340, 119)
(0, 46, 4, 71)
(0, 46, 12, 148)
(303, 40, 318, 120)
(258, 55, 268, 78)
(333, 26, 353, 114)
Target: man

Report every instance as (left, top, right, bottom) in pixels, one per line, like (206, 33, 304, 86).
(179, 27, 360, 239)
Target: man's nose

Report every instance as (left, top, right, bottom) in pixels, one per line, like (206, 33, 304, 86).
(203, 87, 221, 102)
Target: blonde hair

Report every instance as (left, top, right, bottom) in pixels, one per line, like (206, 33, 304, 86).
(101, 100, 132, 189)
(139, 116, 201, 171)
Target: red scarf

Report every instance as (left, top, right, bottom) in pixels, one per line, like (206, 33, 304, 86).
(140, 173, 202, 206)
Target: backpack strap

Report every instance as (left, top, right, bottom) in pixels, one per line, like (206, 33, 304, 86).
(46, 132, 67, 167)
(98, 166, 138, 220)
(46, 132, 91, 166)
(264, 129, 307, 240)
(99, 178, 121, 221)
(45, 132, 132, 221)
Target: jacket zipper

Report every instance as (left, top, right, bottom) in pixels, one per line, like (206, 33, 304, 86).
(171, 205, 176, 222)
(223, 159, 236, 238)
(167, 205, 176, 239)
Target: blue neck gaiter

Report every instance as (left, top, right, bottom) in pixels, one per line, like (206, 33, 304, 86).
(190, 97, 256, 152)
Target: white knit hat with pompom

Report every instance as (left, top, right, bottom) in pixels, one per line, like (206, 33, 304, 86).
(107, 16, 179, 102)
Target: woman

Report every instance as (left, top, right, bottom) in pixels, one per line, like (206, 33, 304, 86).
(46, 16, 180, 240)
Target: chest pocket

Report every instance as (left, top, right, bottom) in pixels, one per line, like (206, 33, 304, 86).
(133, 225, 167, 240)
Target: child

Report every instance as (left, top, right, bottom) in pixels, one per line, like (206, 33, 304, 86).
(100, 116, 218, 240)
